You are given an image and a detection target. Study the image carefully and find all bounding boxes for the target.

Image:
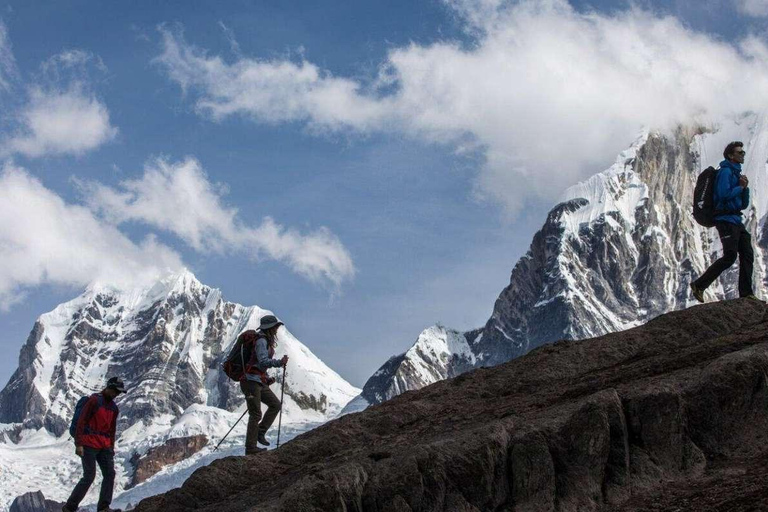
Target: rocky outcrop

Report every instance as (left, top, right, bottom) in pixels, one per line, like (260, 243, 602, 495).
(9, 491, 64, 512)
(133, 299, 768, 511)
(129, 435, 209, 488)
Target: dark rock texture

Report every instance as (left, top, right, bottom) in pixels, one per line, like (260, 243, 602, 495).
(9, 491, 64, 512)
(134, 299, 768, 512)
(129, 434, 209, 488)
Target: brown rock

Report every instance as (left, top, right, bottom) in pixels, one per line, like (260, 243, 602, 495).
(129, 434, 208, 487)
(134, 299, 768, 511)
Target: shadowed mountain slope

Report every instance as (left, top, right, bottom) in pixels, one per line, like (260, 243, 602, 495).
(135, 299, 768, 512)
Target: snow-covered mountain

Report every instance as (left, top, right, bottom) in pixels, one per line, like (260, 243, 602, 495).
(0, 270, 359, 511)
(354, 113, 768, 410)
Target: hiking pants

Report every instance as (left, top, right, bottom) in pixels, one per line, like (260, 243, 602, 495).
(240, 380, 281, 451)
(695, 221, 754, 297)
(65, 446, 115, 511)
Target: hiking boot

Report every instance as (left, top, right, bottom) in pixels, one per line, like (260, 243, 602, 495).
(245, 446, 266, 455)
(257, 431, 270, 446)
(745, 294, 763, 302)
(690, 283, 705, 303)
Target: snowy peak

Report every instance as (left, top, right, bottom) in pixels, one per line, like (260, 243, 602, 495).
(0, 269, 361, 511)
(358, 114, 768, 408)
(0, 268, 359, 434)
(559, 131, 649, 236)
(360, 325, 474, 404)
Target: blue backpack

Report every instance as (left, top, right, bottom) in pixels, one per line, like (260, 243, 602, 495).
(69, 394, 104, 438)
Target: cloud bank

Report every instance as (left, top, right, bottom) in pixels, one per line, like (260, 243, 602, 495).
(79, 157, 356, 287)
(0, 157, 355, 309)
(156, 0, 768, 214)
(0, 163, 183, 310)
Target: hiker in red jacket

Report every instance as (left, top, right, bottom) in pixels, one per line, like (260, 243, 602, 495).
(63, 377, 125, 512)
(240, 315, 288, 455)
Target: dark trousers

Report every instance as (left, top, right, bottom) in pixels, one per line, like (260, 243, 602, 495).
(240, 380, 281, 451)
(66, 446, 115, 511)
(695, 221, 754, 297)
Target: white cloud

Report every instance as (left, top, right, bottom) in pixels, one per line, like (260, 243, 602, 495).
(0, 42, 117, 159)
(79, 157, 356, 287)
(155, 26, 393, 133)
(3, 85, 118, 157)
(0, 19, 18, 92)
(737, 0, 768, 16)
(0, 162, 183, 310)
(156, 0, 768, 214)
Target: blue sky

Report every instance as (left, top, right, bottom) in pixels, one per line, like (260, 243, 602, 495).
(0, 0, 766, 387)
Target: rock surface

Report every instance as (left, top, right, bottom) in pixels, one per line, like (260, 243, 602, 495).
(134, 299, 768, 512)
(129, 434, 209, 488)
(9, 491, 63, 512)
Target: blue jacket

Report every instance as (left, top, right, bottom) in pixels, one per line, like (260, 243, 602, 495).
(244, 337, 283, 385)
(714, 159, 749, 225)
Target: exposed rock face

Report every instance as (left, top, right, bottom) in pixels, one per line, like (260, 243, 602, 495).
(9, 491, 63, 512)
(130, 435, 209, 488)
(133, 299, 768, 512)
(361, 115, 768, 406)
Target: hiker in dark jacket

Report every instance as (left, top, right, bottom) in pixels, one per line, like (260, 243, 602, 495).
(691, 141, 757, 302)
(239, 315, 289, 455)
(63, 377, 125, 512)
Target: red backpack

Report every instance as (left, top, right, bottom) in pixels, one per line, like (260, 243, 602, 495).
(222, 330, 257, 381)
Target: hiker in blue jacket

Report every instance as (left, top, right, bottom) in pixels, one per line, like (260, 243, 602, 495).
(691, 141, 757, 302)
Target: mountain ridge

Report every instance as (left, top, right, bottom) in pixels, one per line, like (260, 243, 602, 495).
(358, 115, 768, 409)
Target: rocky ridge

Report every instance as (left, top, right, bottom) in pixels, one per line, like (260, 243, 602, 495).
(134, 298, 768, 512)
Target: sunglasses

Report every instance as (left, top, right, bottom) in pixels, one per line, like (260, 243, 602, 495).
(734, 150, 746, 156)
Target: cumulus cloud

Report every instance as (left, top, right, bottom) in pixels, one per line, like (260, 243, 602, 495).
(78, 157, 356, 287)
(0, 45, 117, 158)
(156, 0, 768, 214)
(0, 163, 183, 310)
(2, 85, 118, 157)
(737, 0, 768, 16)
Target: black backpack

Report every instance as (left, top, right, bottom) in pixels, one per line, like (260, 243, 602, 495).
(693, 166, 720, 227)
(693, 166, 744, 227)
(222, 331, 256, 381)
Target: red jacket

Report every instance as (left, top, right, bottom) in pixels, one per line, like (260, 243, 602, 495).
(75, 393, 119, 449)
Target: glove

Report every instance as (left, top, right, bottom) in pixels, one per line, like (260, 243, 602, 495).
(266, 377, 276, 386)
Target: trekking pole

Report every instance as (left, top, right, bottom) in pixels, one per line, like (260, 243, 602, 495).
(277, 364, 287, 449)
(213, 408, 248, 452)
